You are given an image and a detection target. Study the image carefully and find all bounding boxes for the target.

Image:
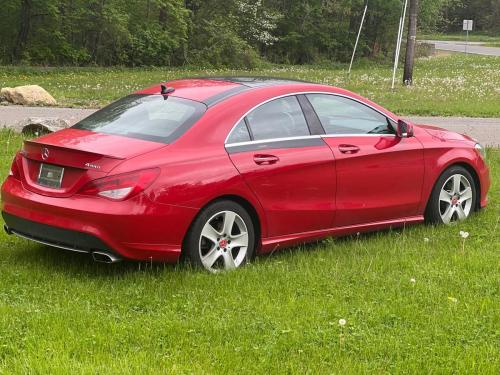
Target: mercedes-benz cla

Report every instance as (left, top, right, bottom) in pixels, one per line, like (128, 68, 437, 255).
(1, 77, 490, 272)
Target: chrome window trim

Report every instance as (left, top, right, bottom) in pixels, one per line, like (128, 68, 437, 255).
(321, 134, 396, 138)
(224, 91, 398, 145)
(225, 135, 322, 148)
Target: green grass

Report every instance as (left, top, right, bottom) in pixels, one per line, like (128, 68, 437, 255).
(1, 54, 499, 117)
(0, 130, 499, 373)
(420, 33, 500, 43)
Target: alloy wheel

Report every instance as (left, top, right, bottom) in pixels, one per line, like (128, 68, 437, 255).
(439, 174, 473, 224)
(198, 210, 249, 272)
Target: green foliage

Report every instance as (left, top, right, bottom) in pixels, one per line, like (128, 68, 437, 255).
(0, 0, 497, 67)
(188, 17, 262, 68)
(437, 0, 500, 33)
(0, 130, 499, 373)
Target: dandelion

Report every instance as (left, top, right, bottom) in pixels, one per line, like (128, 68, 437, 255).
(459, 231, 469, 252)
(447, 296, 458, 304)
(423, 237, 429, 243)
(338, 318, 347, 348)
(410, 277, 416, 284)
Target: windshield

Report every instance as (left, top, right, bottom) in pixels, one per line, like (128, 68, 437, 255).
(73, 95, 206, 143)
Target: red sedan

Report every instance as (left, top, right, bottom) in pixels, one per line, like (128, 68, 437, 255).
(1, 77, 490, 272)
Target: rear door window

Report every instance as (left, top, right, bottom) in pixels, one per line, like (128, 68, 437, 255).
(226, 119, 251, 143)
(73, 95, 206, 143)
(245, 96, 310, 141)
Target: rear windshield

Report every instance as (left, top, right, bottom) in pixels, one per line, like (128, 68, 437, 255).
(73, 94, 206, 143)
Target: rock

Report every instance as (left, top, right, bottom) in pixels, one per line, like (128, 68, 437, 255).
(416, 42, 436, 58)
(0, 85, 57, 106)
(13, 117, 70, 134)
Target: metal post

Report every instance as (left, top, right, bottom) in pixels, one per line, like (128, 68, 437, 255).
(465, 29, 469, 54)
(391, 18, 403, 90)
(392, 0, 408, 89)
(349, 3, 368, 75)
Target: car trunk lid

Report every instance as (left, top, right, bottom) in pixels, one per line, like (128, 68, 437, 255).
(20, 128, 166, 197)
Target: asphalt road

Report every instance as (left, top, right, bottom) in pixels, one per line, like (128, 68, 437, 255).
(423, 40, 500, 57)
(1, 105, 499, 147)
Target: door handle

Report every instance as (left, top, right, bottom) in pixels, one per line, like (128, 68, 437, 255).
(253, 154, 279, 165)
(338, 144, 360, 154)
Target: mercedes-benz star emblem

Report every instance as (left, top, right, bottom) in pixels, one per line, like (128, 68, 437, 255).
(41, 147, 50, 161)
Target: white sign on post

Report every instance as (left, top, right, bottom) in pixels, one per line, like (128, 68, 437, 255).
(463, 20, 473, 31)
(463, 20, 473, 54)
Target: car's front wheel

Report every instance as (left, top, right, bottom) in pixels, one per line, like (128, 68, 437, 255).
(426, 166, 477, 224)
(184, 200, 255, 273)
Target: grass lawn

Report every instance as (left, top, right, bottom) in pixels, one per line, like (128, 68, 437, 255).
(0, 130, 499, 373)
(1, 54, 499, 117)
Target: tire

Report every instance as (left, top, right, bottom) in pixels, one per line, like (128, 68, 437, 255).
(425, 165, 477, 225)
(184, 200, 256, 273)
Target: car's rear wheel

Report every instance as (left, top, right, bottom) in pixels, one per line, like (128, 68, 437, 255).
(426, 166, 476, 224)
(184, 200, 255, 273)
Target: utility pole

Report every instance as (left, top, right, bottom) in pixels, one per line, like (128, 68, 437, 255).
(403, 0, 418, 85)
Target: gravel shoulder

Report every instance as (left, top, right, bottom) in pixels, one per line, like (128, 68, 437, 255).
(1, 105, 499, 147)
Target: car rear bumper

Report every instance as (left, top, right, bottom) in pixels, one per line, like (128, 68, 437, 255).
(1, 176, 199, 262)
(3, 211, 122, 262)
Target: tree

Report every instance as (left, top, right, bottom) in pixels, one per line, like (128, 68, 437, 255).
(13, 0, 33, 61)
(403, 0, 419, 85)
(0, 0, 496, 67)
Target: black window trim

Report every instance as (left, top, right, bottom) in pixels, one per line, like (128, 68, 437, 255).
(224, 92, 398, 145)
(243, 117, 254, 141)
(297, 94, 325, 135)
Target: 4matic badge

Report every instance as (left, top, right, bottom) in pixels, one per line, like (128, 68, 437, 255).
(85, 162, 101, 169)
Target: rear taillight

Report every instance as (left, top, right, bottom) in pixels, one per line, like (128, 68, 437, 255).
(78, 168, 160, 201)
(9, 155, 21, 180)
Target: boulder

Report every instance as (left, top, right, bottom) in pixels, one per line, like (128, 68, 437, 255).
(13, 117, 70, 135)
(0, 85, 57, 106)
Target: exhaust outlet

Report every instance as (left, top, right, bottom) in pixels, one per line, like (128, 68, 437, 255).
(92, 251, 121, 264)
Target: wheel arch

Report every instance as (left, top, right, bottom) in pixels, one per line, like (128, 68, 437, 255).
(425, 160, 481, 215)
(453, 162, 481, 210)
(181, 194, 264, 258)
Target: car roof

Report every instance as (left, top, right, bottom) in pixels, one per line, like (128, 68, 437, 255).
(135, 77, 318, 107)
(208, 76, 311, 87)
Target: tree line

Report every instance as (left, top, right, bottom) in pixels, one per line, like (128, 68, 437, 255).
(0, 0, 498, 67)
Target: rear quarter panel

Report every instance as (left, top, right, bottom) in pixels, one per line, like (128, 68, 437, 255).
(109, 107, 270, 237)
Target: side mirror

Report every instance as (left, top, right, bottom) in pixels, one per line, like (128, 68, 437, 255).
(396, 120, 414, 138)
